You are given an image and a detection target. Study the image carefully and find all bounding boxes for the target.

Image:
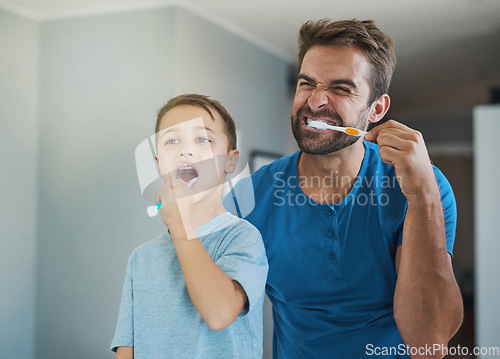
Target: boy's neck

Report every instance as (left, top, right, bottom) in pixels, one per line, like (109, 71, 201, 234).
(190, 195, 227, 229)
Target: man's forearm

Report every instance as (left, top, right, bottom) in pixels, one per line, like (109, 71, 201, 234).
(394, 194, 463, 358)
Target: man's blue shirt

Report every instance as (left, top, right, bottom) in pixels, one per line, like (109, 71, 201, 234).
(224, 140, 457, 358)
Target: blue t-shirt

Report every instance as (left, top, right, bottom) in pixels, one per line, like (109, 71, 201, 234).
(110, 212, 269, 359)
(224, 140, 457, 358)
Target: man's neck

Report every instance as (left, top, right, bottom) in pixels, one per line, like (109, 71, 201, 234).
(297, 139, 365, 204)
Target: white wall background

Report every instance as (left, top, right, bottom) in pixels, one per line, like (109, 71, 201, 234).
(0, 8, 38, 359)
(473, 105, 500, 358)
(1, 5, 288, 359)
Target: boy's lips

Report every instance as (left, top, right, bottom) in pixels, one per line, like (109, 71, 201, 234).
(176, 162, 199, 188)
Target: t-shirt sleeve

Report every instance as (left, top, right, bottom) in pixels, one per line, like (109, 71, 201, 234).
(215, 221, 268, 316)
(395, 166, 457, 256)
(110, 255, 134, 352)
(434, 166, 457, 256)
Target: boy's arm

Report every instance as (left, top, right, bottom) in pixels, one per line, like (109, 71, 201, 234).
(156, 174, 249, 331)
(115, 346, 134, 359)
(172, 233, 248, 331)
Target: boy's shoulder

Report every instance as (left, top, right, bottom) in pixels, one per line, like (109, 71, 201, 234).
(202, 211, 261, 239)
(201, 212, 264, 253)
(129, 234, 168, 260)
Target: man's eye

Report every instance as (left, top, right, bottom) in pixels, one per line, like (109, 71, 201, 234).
(196, 137, 211, 143)
(298, 81, 315, 89)
(165, 139, 179, 145)
(333, 86, 350, 93)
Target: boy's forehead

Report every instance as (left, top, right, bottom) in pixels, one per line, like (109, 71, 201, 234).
(158, 104, 219, 132)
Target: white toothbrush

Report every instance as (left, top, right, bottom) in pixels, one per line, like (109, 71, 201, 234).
(307, 120, 368, 137)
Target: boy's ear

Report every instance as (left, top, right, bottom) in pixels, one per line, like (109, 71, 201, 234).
(224, 149, 240, 174)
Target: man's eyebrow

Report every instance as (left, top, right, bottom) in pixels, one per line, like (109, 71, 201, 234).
(328, 79, 358, 90)
(298, 74, 358, 91)
(297, 74, 316, 84)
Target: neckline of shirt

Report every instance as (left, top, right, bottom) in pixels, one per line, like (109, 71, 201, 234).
(291, 140, 372, 208)
(162, 211, 234, 241)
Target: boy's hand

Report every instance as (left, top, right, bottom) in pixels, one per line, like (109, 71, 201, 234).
(155, 172, 195, 239)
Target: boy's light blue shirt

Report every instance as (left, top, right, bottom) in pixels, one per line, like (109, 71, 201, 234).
(111, 212, 268, 359)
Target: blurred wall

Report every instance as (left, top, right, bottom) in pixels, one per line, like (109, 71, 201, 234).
(474, 105, 500, 357)
(0, 8, 38, 359)
(36, 6, 288, 359)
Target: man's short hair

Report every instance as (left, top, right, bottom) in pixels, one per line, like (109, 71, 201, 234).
(155, 94, 237, 150)
(298, 19, 396, 105)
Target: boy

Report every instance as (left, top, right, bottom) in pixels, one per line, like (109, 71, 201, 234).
(111, 94, 268, 358)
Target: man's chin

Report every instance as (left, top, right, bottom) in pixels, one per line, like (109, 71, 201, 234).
(298, 137, 360, 155)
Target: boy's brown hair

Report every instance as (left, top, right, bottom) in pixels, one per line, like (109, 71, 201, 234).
(155, 94, 237, 150)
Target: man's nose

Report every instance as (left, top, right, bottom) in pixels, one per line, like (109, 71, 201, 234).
(307, 87, 329, 112)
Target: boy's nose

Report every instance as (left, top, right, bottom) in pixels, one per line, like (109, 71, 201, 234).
(179, 151, 193, 157)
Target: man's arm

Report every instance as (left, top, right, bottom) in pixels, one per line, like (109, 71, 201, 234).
(366, 120, 463, 358)
(115, 346, 134, 359)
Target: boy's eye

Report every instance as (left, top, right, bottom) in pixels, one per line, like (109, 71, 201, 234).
(165, 138, 179, 145)
(196, 137, 211, 143)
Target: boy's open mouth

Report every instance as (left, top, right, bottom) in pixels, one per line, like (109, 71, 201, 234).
(176, 163, 199, 189)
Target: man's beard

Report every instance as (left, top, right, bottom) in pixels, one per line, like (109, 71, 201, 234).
(291, 105, 369, 155)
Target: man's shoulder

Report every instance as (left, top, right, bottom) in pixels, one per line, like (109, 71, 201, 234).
(251, 150, 299, 183)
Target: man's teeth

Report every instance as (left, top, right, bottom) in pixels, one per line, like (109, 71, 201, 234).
(307, 118, 326, 125)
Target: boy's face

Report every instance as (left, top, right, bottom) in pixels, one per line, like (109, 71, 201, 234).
(155, 105, 239, 197)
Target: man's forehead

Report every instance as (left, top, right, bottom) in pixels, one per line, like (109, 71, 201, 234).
(300, 46, 371, 84)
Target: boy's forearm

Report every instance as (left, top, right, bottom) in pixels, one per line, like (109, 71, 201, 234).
(115, 346, 134, 359)
(171, 229, 247, 331)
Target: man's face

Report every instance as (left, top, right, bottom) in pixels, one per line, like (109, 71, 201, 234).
(156, 105, 236, 198)
(291, 45, 373, 155)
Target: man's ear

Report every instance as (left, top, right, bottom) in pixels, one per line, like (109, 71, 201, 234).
(224, 149, 240, 174)
(368, 94, 390, 124)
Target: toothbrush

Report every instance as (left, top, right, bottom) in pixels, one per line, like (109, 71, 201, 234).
(147, 202, 161, 217)
(307, 120, 368, 137)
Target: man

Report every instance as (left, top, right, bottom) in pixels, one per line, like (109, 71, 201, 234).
(226, 19, 463, 358)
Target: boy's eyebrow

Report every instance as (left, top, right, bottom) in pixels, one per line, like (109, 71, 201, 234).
(194, 126, 216, 135)
(159, 126, 216, 140)
(297, 73, 358, 90)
